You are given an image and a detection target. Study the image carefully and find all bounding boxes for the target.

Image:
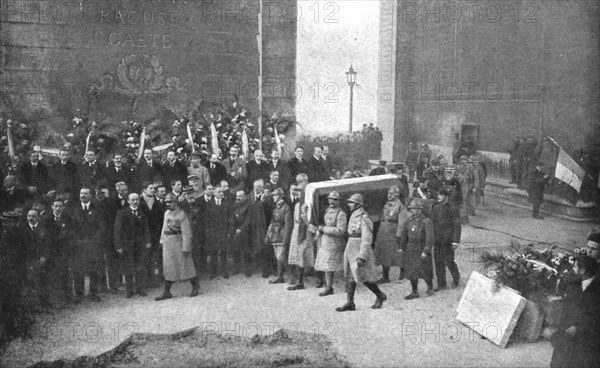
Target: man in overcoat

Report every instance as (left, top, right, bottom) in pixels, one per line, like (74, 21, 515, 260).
(71, 187, 106, 302)
(398, 198, 435, 300)
(526, 162, 549, 219)
(155, 193, 199, 300)
(431, 188, 461, 291)
(336, 194, 387, 312)
(114, 193, 152, 298)
(205, 187, 233, 279)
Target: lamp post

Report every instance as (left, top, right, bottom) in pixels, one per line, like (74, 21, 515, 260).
(346, 65, 357, 133)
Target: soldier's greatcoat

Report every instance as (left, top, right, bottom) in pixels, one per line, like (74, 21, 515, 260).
(374, 199, 409, 267)
(314, 205, 347, 272)
(160, 207, 195, 281)
(399, 212, 434, 280)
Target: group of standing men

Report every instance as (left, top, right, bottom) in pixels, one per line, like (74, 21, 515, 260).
(0, 143, 339, 305)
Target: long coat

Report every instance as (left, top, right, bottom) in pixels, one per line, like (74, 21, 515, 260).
(288, 202, 314, 268)
(343, 207, 378, 283)
(71, 202, 106, 273)
(79, 161, 105, 189)
(264, 200, 292, 248)
(114, 208, 151, 275)
(246, 160, 271, 191)
(431, 201, 461, 246)
(399, 212, 434, 280)
(526, 168, 547, 204)
(205, 199, 233, 253)
(206, 162, 228, 187)
(160, 207, 195, 281)
(315, 205, 347, 272)
(374, 199, 409, 267)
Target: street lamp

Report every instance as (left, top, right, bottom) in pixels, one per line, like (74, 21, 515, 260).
(346, 65, 357, 133)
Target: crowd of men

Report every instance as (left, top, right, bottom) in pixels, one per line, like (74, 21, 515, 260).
(0, 140, 470, 311)
(0, 144, 344, 305)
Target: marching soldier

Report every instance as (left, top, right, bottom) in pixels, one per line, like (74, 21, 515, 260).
(398, 198, 435, 300)
(336, 194, 387, 312)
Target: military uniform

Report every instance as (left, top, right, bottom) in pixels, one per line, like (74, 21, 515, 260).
(343, 207, 378, 283)
(399, 212, 434, 282)
(315, 205, 347, 272)
(431, 200, 461, 288)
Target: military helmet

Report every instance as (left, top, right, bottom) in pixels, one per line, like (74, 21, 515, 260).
(347, 193, 364, 206)
(327, 191, 341, 200)
(271, 188, 285, 196)
(408, 198, 424, 209)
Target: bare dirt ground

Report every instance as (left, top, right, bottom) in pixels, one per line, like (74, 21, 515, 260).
(1, 195, 592, 368)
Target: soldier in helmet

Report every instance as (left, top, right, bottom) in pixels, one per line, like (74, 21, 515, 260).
(336, 193, 387, 312)
(313, 191, 347, 296)
(398, 198, 435, 299)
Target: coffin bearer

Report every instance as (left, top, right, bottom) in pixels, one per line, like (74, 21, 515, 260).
(265, 188, 293, 284)
(374, 186, 409, 284)
(431, 188, 462, 290)
(398, 198, 435, 300)
(155, 193, 199, 301)
(313, 191, 347, 296)
(336, 194, 387, 311)
(114, 193, 152, 298)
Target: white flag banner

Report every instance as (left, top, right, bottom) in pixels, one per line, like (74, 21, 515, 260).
(555, 147, 585, 192)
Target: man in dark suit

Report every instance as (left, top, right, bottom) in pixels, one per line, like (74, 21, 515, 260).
(139, 181, 164, 283)
(1, 174, 30, 211)
(71, 187, 106, 302)
(79, 150, 105, 190)
(162, 151, 187, 188)
(24, 208, 52, 306)
(205, 187, 233, 279)
(103, 181, 129, 290)
(137, 149, 163, 192)
(221, 146, 247, 194)
(551, 256, 600, 368)
(307, 146, 327, 183)
(18, 151, 49, 198)
(269, 149, 288, 188)
(207, 153, 227, 187)
(50, 149, 79, 196)
(105, 153, 132, 194)
(287, 146, 308, 184)
(321, 145, 335, 175)
(114, 193, 152, 298)
(246, 150, 271, 192)
(44, 198, 74, 303)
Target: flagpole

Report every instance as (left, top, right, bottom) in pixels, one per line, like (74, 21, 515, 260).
(257, 0, 263, 151)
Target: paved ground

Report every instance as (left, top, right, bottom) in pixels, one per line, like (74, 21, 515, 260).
(1, 195, 594, 368)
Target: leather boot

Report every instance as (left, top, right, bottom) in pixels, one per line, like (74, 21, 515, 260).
(364, 282, 387, 309)
(155, 281, 173, 301)
(269, 260, 285, 284)
(335, 281, 356, 312)
(189, 278, 200, 297)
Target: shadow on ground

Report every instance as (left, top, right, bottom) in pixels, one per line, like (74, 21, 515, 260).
(28, 328, 352, 368)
